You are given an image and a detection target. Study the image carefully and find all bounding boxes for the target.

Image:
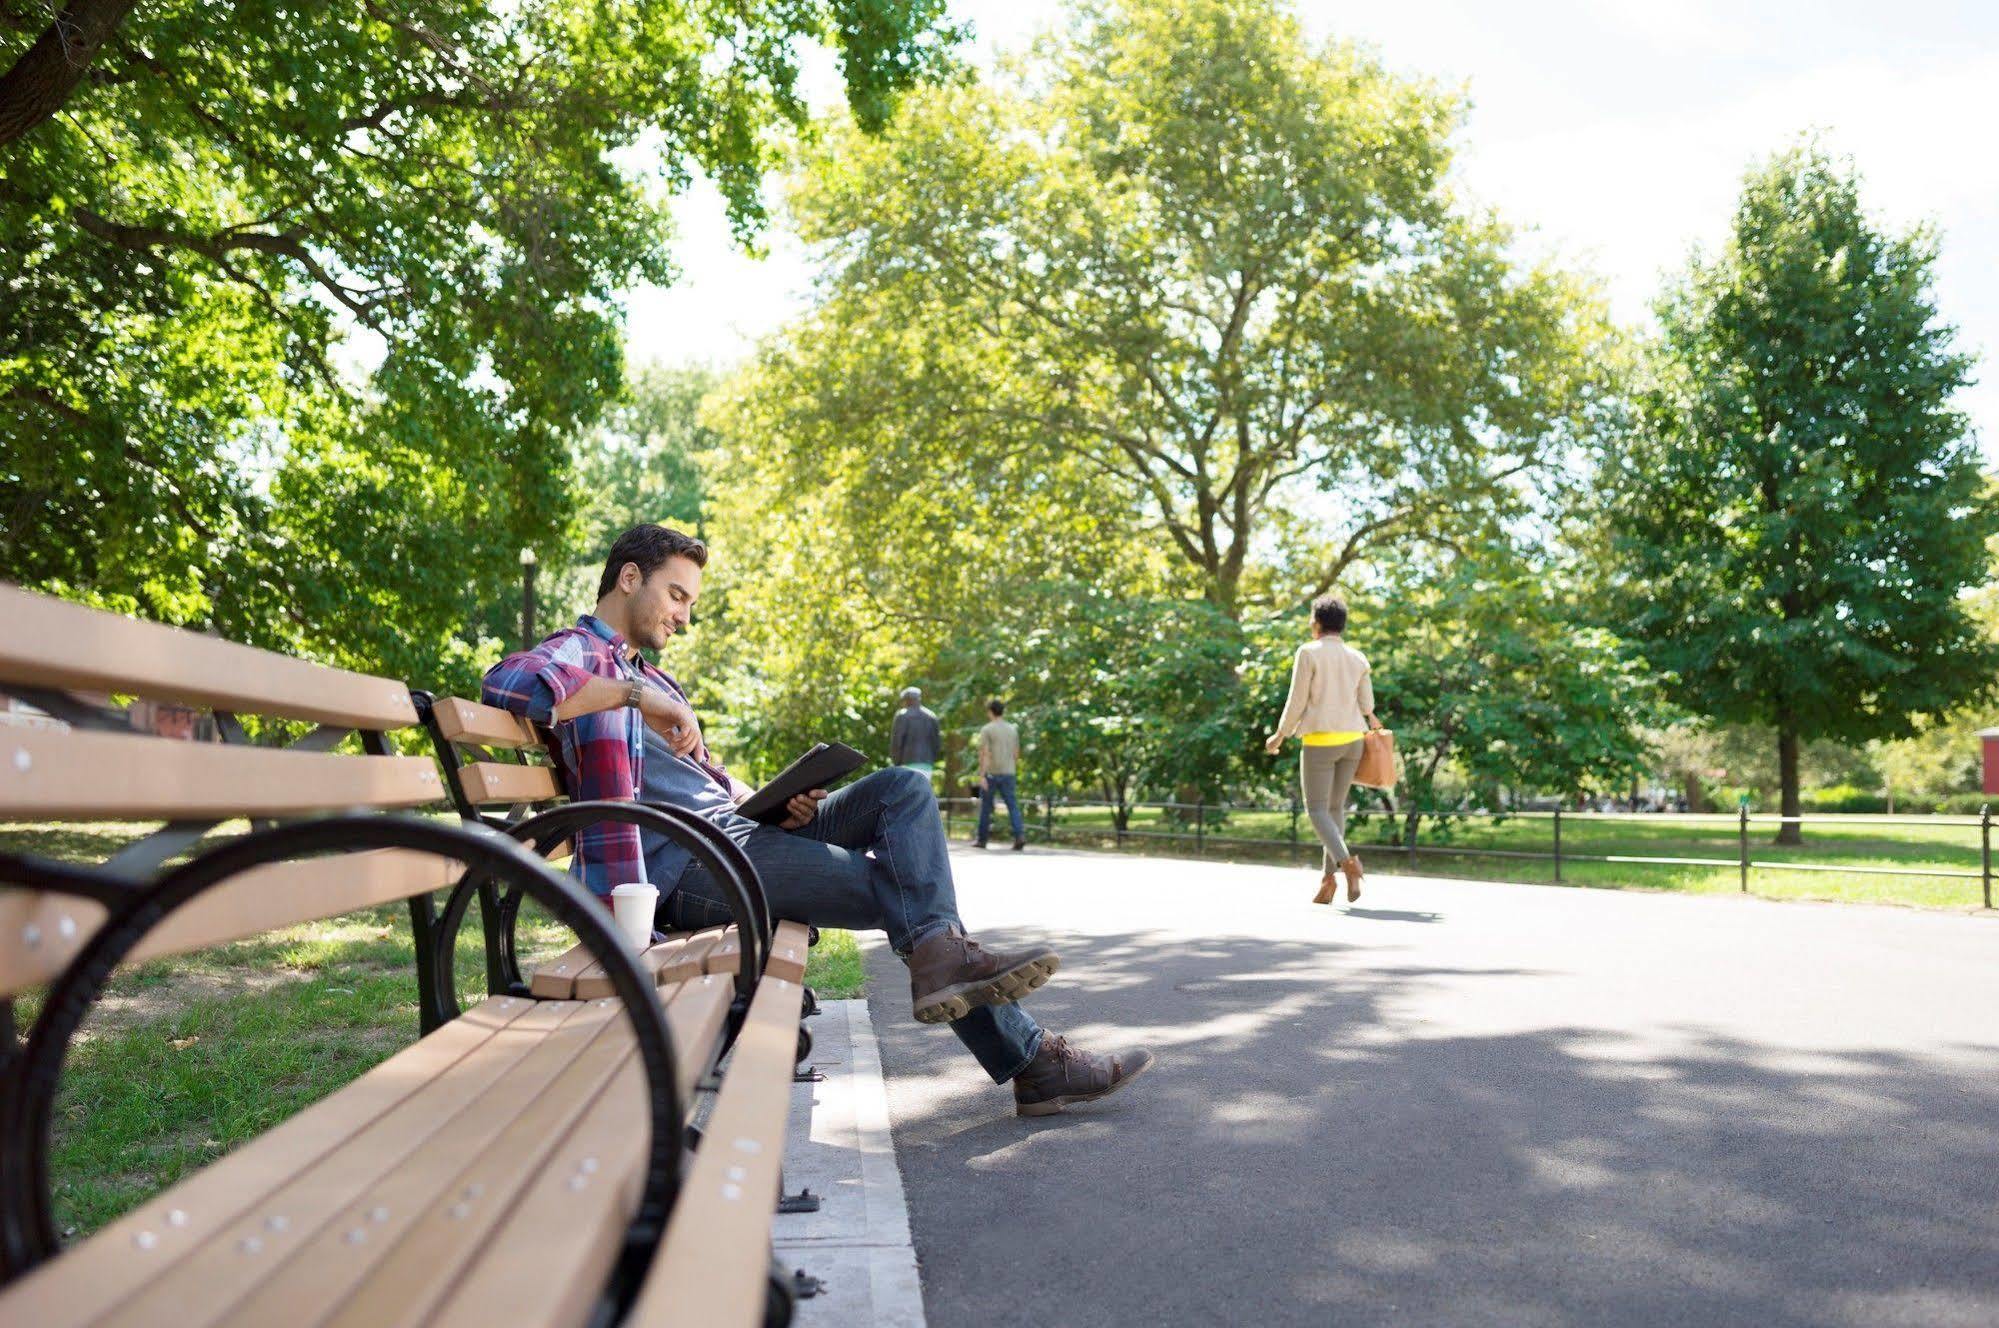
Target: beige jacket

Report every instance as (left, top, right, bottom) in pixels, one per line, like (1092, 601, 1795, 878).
(1274, 636, 1374, 738)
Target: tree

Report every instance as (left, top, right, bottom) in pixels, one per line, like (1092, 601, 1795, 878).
(1596, 142, 1998, 843)
(511, 361, 721, 628)
(784, 0, 1616, 617)
(1363, 544, 1660, 842)
(1, 0, 960, 690)
(938, 585, 1247, 826)
(575, 364, 714, 551)
(687, 326, 1166, 779)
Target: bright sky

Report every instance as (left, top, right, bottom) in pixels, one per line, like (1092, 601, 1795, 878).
(624, 0, 1999, 448)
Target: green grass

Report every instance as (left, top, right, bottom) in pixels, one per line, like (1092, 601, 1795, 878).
(802, 926, 866, 998)
(965, 804, 1997, 910)
(0, 820, 864, 1242)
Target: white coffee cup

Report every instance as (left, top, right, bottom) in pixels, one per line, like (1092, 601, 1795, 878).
(609, 882, 659, 953)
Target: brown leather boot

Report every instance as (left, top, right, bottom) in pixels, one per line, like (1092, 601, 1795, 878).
(907, 926, 1060, 1024)
(1342, 854, 1363, 902)
(1312, 874, 1339, 905)
(1013, 1034, 1156, 1117)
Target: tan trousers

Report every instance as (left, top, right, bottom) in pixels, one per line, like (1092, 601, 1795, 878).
(1300, 739, 1365, 873)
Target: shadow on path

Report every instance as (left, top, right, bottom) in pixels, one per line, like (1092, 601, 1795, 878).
(866, 927, 1999, 1328)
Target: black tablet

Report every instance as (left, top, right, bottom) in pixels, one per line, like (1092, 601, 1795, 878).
(737, 742, 868, 823)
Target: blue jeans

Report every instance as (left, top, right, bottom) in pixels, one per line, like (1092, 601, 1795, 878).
(654, 767, 1045, 1083)
(978, 773, 1024, 844)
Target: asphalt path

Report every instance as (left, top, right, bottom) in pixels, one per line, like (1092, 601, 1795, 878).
(862, 845, 1999, 1327)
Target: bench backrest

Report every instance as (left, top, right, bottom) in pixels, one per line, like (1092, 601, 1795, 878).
(0, 585, 451, 997)
(419, 694, 567, 820)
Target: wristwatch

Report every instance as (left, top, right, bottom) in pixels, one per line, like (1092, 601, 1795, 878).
(623, 679, 644, 709)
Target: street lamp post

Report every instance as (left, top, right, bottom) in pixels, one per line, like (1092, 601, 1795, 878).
(519, 547, 537, 649)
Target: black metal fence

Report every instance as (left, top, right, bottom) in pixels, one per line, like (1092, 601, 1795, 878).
(939, 796, 1996, 909)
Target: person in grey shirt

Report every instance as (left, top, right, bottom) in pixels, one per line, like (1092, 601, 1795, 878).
(890, 686, 943, 776)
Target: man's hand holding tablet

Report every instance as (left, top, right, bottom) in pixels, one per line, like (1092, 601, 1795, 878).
(736, 742, 867, 826)
(777, 789, 827, 829)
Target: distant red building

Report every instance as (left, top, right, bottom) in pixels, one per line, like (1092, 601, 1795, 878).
(1982, 728, 1999, 796)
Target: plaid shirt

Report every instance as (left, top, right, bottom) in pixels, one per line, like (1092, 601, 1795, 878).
(482, 615, 730, 897)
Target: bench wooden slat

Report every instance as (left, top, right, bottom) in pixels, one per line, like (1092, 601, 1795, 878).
(572, 934, 687, 1000)
(455, 760, 562, 806)
(530, 932, 702, 1003)
(0, 848, 460, 998)
(301, 1005, 638, 1328)
(1, 997, 536, 1328)
(93, 1001, 587, 1328)
(0, 584, 419, 730)
(569, 927, 723, 1000)
(660, 928, 724, 985)
(428, 1056, 651, 1328)
(628, 974, 808, 1328)
(428, 976, 736, 1328)
(662, 972, 735, 1102)
(429, 696, 541, 750)
(528, 940, 595, 999)
(0, 727, 443, 819)
(703, 925, 742, 976)
(767, 919, 810, 984)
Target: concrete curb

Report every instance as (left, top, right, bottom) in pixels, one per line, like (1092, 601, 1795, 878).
(776, 999, 926, 1328)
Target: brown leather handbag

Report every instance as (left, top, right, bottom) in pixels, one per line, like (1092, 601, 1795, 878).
(1353, 728, 1397, 789)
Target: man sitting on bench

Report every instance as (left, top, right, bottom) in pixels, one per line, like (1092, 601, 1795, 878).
(484, 522, 1154, 1117)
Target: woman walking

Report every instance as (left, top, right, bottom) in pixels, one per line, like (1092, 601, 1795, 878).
(1265, 594, 1383, 905)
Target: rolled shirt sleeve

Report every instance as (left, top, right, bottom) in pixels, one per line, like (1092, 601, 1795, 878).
(483, 647, 597, 724)
(482, 638, 645, 897)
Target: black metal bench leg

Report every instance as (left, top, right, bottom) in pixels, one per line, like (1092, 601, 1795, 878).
(407, 892, 448, 1035)
(475, 875, 508, 997)
(767, 1251, 818, 1326)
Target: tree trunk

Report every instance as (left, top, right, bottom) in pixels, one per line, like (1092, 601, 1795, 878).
(1204, 569, 1237, 617)
(1775, 725, 1803, 845)
(0, 0, 141, 146)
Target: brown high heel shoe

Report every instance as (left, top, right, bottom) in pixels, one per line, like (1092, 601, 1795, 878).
(1312, 873, 1339, 905)
(1342, 854, 1364, 903)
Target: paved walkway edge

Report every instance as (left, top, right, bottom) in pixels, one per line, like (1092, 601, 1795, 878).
(778, 998, 927, 1328)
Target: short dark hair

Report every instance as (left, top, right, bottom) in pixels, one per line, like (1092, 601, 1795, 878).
(1312, 594, 1347, 635)
(987, 699, 1006, 716)
(598, 523, 708, 600)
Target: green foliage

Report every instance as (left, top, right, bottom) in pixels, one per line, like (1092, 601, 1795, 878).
(1799, 784, 1887, 814)
(1596, 142, 1999, 827)
(575, 363, 714, 551)
(1364, 544, 1661, 831)
(1, 0, 959, 691)
(516, 360, 721, 633)
(1651, 718, 1882, 808)
(1869, 718, 1986, 807)
(939, 585, 1247, 821)
(690, 327, 1164, 780)
(785, 0, 1616, 615)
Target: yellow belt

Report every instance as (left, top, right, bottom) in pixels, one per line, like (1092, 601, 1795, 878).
(1301, 731, 1364, 747)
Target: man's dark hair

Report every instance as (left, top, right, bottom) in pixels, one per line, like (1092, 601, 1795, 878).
(988, 699, 1006, 716)
(598, 524, 708, 599)
(1312, 594, 1348, 635)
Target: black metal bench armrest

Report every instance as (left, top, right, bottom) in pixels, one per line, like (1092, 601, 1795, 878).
(0, 813, 682, 1327)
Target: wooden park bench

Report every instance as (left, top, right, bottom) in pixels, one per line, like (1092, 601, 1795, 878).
(0, 587, 816, 1325)
(417, 692, 823, 1316)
